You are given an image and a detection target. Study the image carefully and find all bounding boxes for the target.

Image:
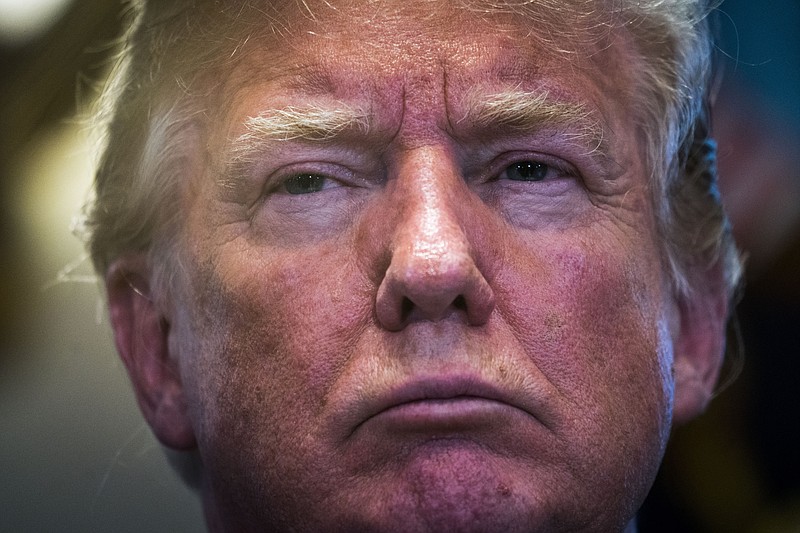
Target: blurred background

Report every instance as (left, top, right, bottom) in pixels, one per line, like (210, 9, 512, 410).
(0, 1, 797, 531)
(0, 1, 204, 531)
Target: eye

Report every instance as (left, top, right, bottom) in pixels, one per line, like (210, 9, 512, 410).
(503, 161, 551, 182)
(282, 173, 330, 194)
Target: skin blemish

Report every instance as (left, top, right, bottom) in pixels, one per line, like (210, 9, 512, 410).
(496, 483, 512, 497)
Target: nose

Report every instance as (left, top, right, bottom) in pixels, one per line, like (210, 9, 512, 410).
(375, 148, 496, 331)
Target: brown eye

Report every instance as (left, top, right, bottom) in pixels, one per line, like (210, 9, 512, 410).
(283, 174, 327, 194)
(506, 161, 549, 182)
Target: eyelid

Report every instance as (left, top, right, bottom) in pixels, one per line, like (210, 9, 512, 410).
(282, 173, 341, 194)
(263, 162, 361, 195)
(487, 151, 581, 182)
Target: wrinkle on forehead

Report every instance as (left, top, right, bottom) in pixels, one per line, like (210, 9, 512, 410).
(207, 0, 636, 168)
(269, 0, 619, 48)
(218, 0, 627, 100)
(231, 0, 619, 54)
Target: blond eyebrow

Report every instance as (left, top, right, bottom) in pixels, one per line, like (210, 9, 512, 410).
(461, 89, 605, 153)
(222, 104, 372, 182)
(220, 93, 605, 188)
(241, 105, 371, 142)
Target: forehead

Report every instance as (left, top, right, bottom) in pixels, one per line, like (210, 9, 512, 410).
(242, 1, 618, 73)
(209, 0, 637, 140)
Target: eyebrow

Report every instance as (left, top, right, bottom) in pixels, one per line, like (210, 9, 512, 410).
(240, 105, 371, 142)
(460, 89, 606, 154)
(221, 104, 372, 185)
(221, 90, 606, 187)
(230, 105, 371, 153)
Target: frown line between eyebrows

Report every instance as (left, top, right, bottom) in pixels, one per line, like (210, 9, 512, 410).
(217, 91, 609, 191)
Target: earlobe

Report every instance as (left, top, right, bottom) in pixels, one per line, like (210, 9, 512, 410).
(671, 277, 728, 425)
(105, 255, 197, 450)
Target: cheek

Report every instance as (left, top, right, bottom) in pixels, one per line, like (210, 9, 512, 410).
(180, 243, 372, 474)
(497, 230, 673, 446)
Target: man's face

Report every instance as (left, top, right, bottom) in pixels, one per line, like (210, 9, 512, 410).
(171, 2, 677, 531)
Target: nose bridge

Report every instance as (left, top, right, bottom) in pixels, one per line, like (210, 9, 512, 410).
(396, 147, 470, 271)
(374, 145, 495, 330)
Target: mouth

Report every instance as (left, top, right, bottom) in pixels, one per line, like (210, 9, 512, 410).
(353, 376, 542, 437)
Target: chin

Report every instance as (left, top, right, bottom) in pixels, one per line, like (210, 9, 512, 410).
(313, 442, 626, 533)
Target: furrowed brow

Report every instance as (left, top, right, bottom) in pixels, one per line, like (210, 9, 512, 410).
(462, 89, 605, 154)
(221, 105, 371, 184)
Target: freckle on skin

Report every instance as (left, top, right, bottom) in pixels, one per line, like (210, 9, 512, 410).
(544, 313, 564, 330)
(496, 483, 512, 497)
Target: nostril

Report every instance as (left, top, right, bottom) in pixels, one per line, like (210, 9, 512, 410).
(398, 293, 470, 325)
(401, 297, 414, 322)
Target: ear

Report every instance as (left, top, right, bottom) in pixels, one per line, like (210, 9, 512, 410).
(105, 254, 197, 450)
(671, 268, 729, 425)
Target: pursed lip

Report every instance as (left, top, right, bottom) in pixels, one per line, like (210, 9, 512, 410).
(349, 374, 547, 437)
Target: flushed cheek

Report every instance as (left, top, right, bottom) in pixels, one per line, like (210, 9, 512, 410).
(182, 245, 372, 483)
(497, 235, 672, 456)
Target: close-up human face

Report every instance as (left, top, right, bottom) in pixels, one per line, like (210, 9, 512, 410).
(170, 2, 680, 531)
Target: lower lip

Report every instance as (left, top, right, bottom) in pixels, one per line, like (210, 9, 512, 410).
(372, 397, 523, 434)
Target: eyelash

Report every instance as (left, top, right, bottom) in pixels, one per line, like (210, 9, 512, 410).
(492, 153, 579, 184)
(266, 162, 355, 197)
(500, 160, 554, 182)
(267, 152, 579, 197)
(281, 173, 336, 195)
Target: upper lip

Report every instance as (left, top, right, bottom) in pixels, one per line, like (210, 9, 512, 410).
(349, 373, 547, 435)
